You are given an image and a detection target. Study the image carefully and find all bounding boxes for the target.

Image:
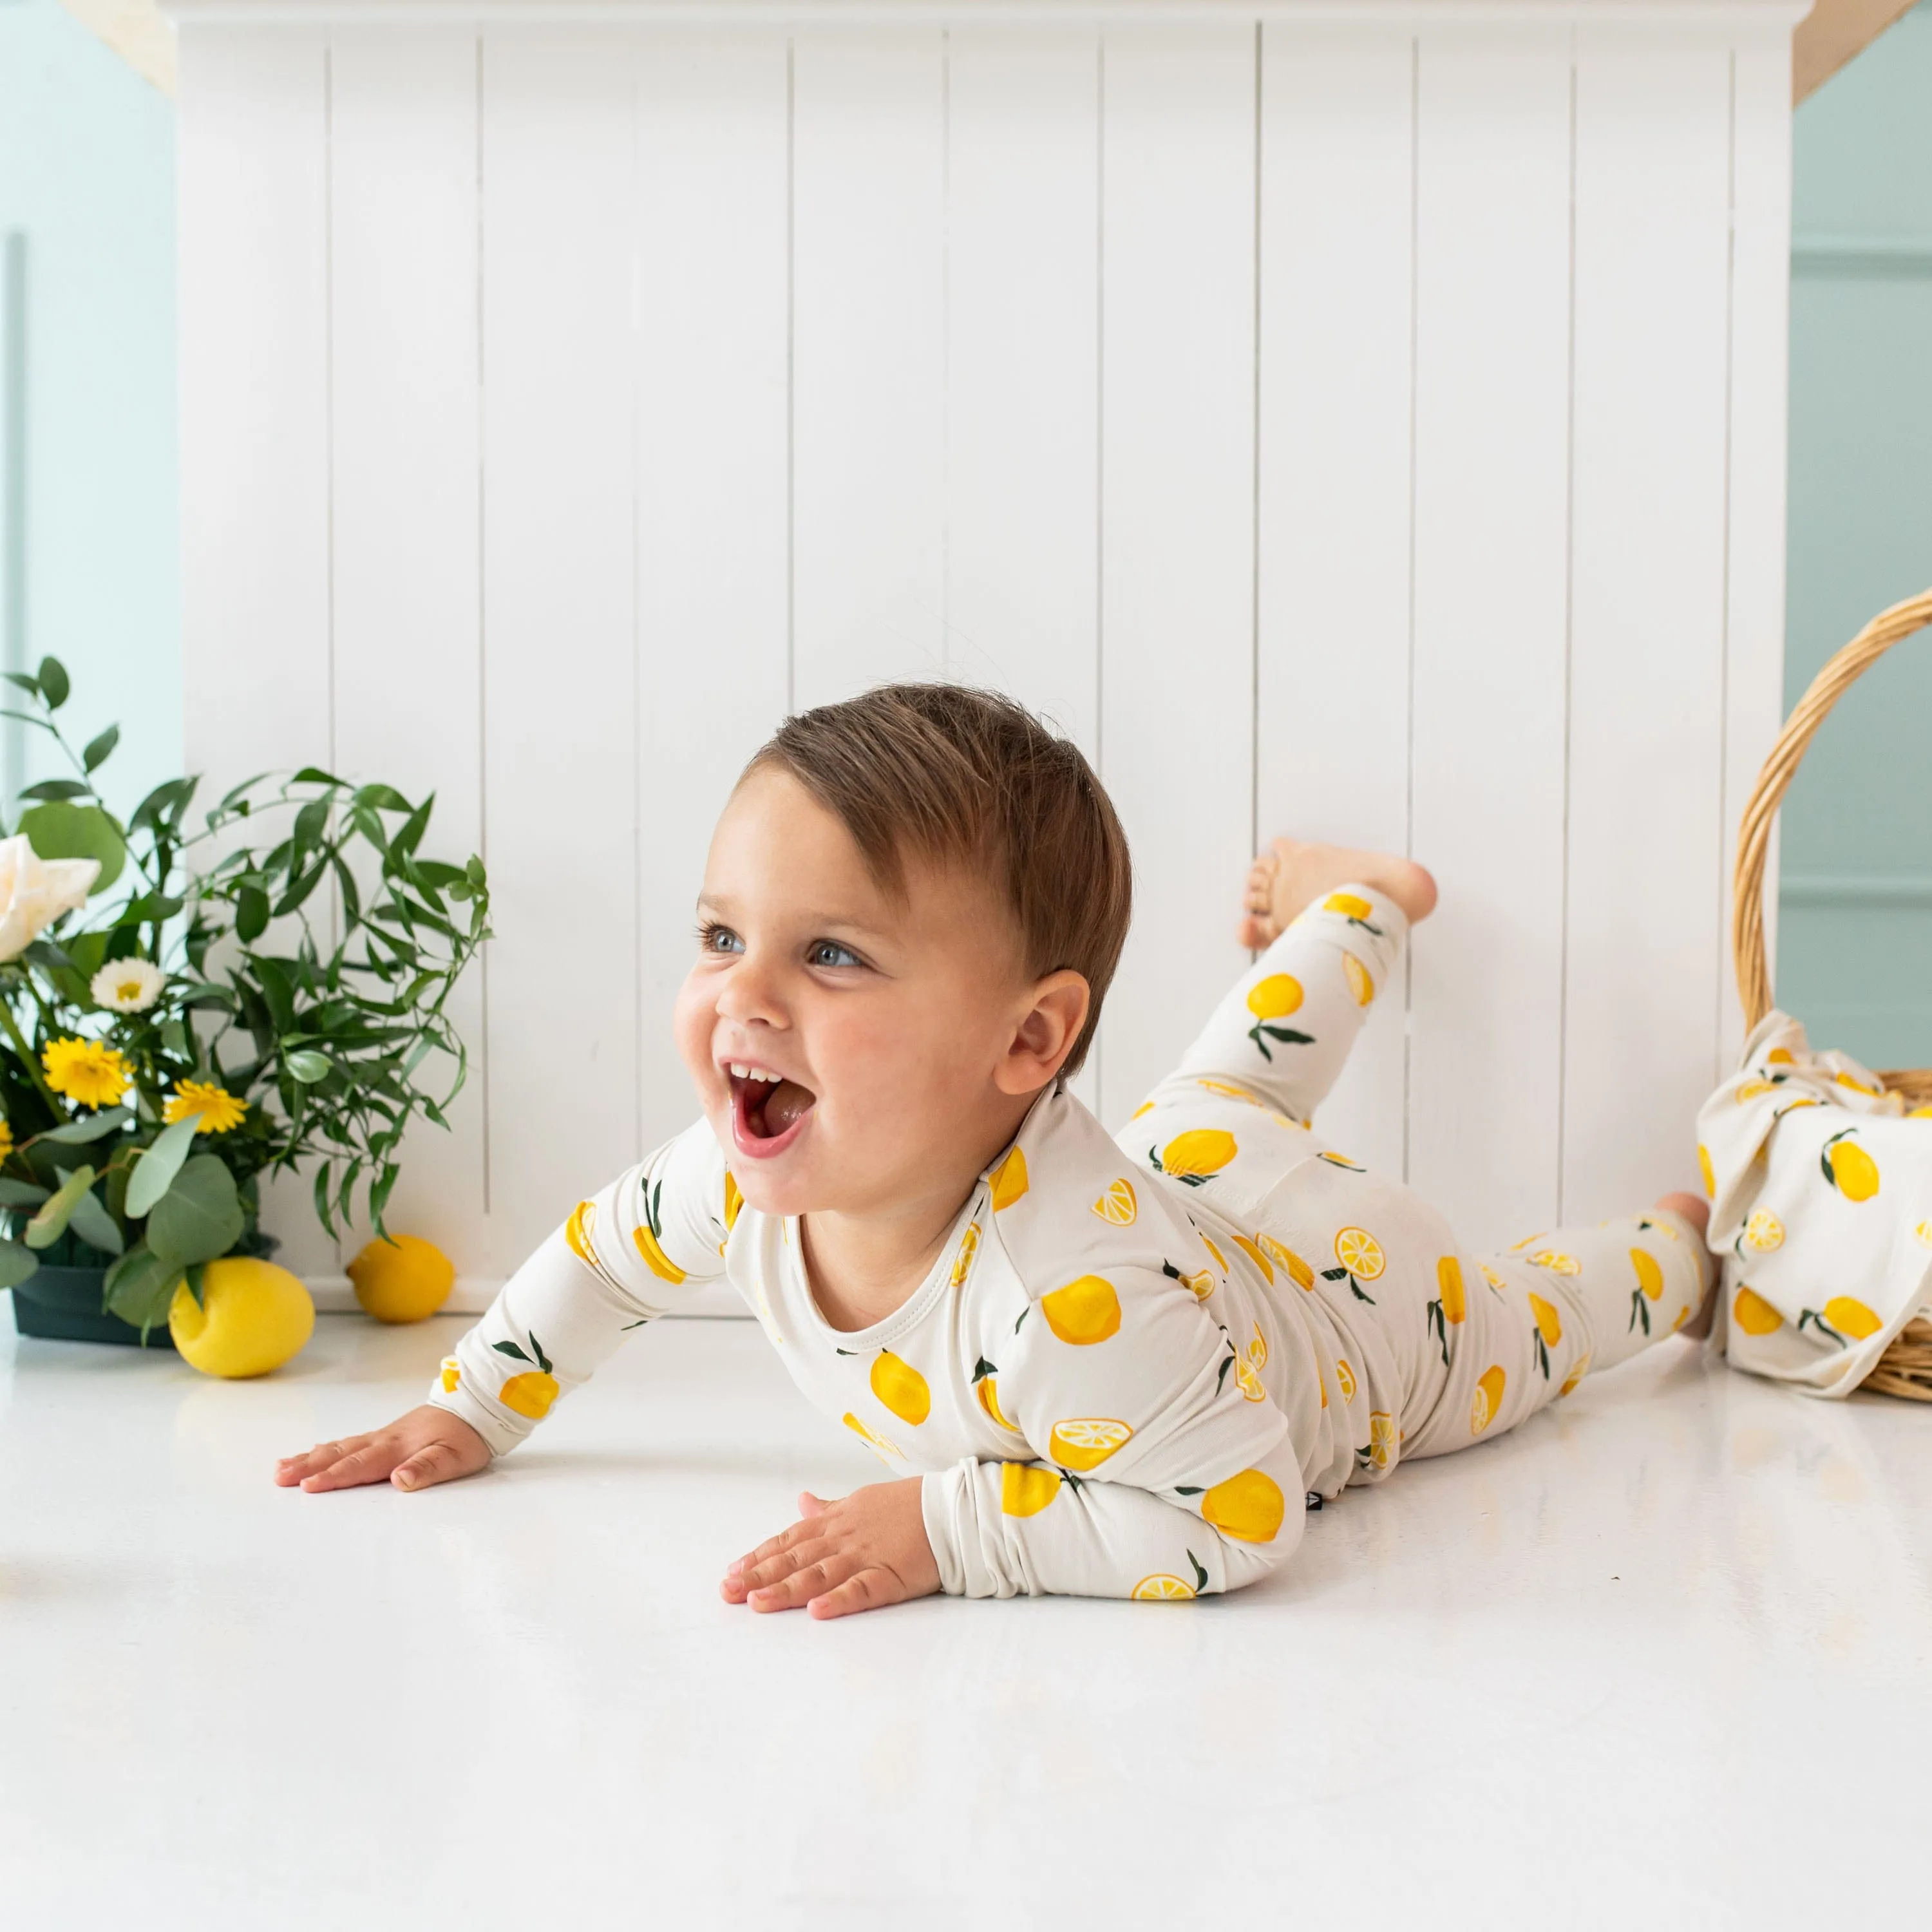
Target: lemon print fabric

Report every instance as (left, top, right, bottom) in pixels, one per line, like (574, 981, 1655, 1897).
(1323, 1225, 1385, 1303)
(1048, 1417, 1134, 1470)
(1040, 1274, 1122, 1345)
(1133, 1553, 1210, 1601)
(1558, 1351, 1591, 1397)
(439, 1356, 461, 1393)
(1799, 1296, 1882, 1347)
(1426, 1255, 1465, 1365)
(633, 1177, 687, 1284)
(1527, 1291, 1562, 1378)
(972, 1357, 1019, 1432)
(1627, 1247, 1665, 1335)
(1321, 891, 1382, 934)
(870, 1350, 931, 1426)
(1343, 954, 1375, 1008)
(492, 1331, 560, 1419)
(1734, 1286, 1783, 1336)
(950, 1220, 981, 1289)
(1470, 1364, 1506, 1436)
(1000, 1462, 1063, 1517)
(1150, 1128, 1236, 1187)
(1195, 1468, 1287, 1544)
(844, 1412, 902, 1464)
(1090, 1178, 1137, 1226)
(990, 1146, 1030, 1210)
(1821, 1130, 1879, 1202)
(1245, 974, 1313, 1062)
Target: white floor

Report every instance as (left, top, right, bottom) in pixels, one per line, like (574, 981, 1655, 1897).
(2, 1306, 1927, 1930)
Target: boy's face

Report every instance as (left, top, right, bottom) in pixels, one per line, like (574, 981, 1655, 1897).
(676, 767, 1054, 1223)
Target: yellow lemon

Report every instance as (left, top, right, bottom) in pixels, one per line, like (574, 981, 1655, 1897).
(1201, 1468, 1286, 1544)
(1833, 1071, 1880, 1096)
(1159, 1129, 1237, 1181)
(1343, 953, 1375, 1007)
(498, 1370, 560, 1419)
(1743, 1209, 1785, 1252)
(346, 1233, 455, 1324)
(1558, 1351, 1591, 1397)
(1531, 1250, 1582, 1277)
(1436, 1255, 1466, 1324)
(1197, 1078, 1264, 1106)
(634, 1224, 687, 1284)
(1041, 1274, 1122, 1345)
(1528, 1291, 1562, 1347)
(1698, 1144, 1716, 1197)
(1000, 1462, 1062, 1517)
(1091, 1178, 1137, 1226)
(1246, 974, 1304, 1022)
(1335, 1356, 1357, 1403)
(990, 1146, 1030, 1209)
(1334, 1226, 1386, 1280)
(950, 1220, 981, 1289)
(439, 1356, 460, 1393)
(565, 1199, 599, 1267)
(976, 1374, 1019, 1432)
(1825, 1135, 1880, 1202)
(1200, 1233, 1229, 1273)
(1631, 1249, 1664, 1300)
(1130, 1101, 1155, 1121)
(1132, 1574, 1197, 1601)
(1767, 1046, 1795, 1064)
(168, 1258, 314, 1379)
(1480, 1262, 1507, 1291)
(1323, 891, 1373, 920)
(1048, 1417, 1133, 1470)
(1470, 1364, 1506, 1435)
(1259, 1234, 1314, 1289)
(1232, 1232, 1274, 1283)
(723, 1170, 744, 1231)
(1733, 1287, 1783, 1336)
(1368, 1411, 1397, 1469)
(1233, 1358, 1265, 1402)
(843, 1412, 901, 1462)
(1317, 1151, 1362, 1170)
(870, 1350, 930, 1426)
(1247, 1321, 1268, 1369)
(1736, 1080, 1777, 1102)
(1822, 1295, 1882, 1340)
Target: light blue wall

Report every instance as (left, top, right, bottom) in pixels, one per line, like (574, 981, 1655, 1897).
(1779, 1, 1932, 1070)
(0, 0, 179, 819)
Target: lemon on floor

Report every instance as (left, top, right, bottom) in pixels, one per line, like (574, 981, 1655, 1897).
(169, 1257, 315, 1378)
(346, 1234, 456, 1323)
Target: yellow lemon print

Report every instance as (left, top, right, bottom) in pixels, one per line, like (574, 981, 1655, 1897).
(1231, 1232, 1274, 1283)
(1530, 1250, 1581, 1276)
(1329, 1225, 1385, 1303)
(565, 1199, 599, 1267)
(1470, 1364, 1506, 1435)
(1000, 1462, 1062, 1517)
(1247, 1321, 1268, 1369)
(1767, 1046, 1795, 1064)
(1698, 1144, 1716, 1197)
(1131, 1100, 1155, 1121)
(1528, 1291, 1562, 1378)
(870, 1350, 930, 1426)
(723, 1171, 744, 1232)
(949, 1220, 981, 1289)
(1801, 1296, 1883, 1345)
(1041, 1274, 1122, 1345)
(634, 1224, 687, 1285)
(1558, 1351, 1591, 1397)
(1258, 1233, 1314, 1289)
(1200, 1233, 1229, 1273)
(1049, 1417, 1133, 1470)
(1197, 1078, 1264, 1106)
(1437, 1256, 1466, 1322)
(1335, 1357, 1357, 1403)
(990, 1146, 1030, 1210)
(1480, 1262, 1507, 1292)
(1233, 1358, 1266, 1402)
(1367, 1410, 1397, 1470)
(1321, 891, 1377, 923)
(1271, 1111, 1309, 1131)
(1154, 1128, 1238, 1186)
(1317, 1150, 1365, 1171)
(1742, 1209, 1784, 1253)
(1200, 1468, 1287, 1544)
(1910, 1106, 1932, 1121)
(1245, 975, 1312, 1061)
(439, 1356, 460, 1393)
(844, 1412, 902, 1463)
(1733, 1287, 1783, 1336)
(1736, 1080, 1778, 1103)
(972, 1359, 1019, 1432)
(1165, 1260, 1215, 1300)
(1833, 1070, 1880, 1096)
(1915, 1218, 1932, 1246)
(1132, 1573, 1198, 1601)
(494, 1331, 558, 1419)
(1091, 1178, 1138, 1226)
(1343, 953, 1375, 1008)
(1627, 1246, 1666, 1335)
(1822, 1130, 1879, 1202)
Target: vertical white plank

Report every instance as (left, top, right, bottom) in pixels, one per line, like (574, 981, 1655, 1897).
(1255, 24, 1415, 1175)
(481, 30, 638, 1280)
(176, 26, 339, 1284)
(1408, 28, 1573, 1253)
(327, 26, 489, 1288)
(1723, 28, 1795, 1072)
(1562, 28, 1732, 1220)
(634, 26, 790, 1314)
(791, 26, 946, 710)
(945, 21, 1102, 1107)
(1097, 21, 1257, 1126)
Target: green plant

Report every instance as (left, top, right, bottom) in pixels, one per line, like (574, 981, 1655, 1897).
(0, 656, 490, 1334)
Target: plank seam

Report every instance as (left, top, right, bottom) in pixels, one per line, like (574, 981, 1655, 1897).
(1401, 30, 1419, 1186)
(476, 31, 493, 1214)
(1717, 44, 1736, 1089)
(1249, 19, 1262, 875)
(1555, 35, 1578, 1224)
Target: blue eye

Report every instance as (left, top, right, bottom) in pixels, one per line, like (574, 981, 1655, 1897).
(699, 923, 744, 956)
(808, 940, 861, 969)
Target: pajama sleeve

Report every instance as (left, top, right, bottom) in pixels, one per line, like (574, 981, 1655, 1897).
(920, 1264, 1306, 1600)
(427, 1117, 730, 1455)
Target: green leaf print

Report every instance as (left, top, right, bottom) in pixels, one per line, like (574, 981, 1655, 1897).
(1797, 1307, 1849, 1347)
(1629, 1289, 1651, 1336)
(1322, 1264, 1376, 1305)
(972, 1356, 998, 1383)
(1245, 1020, 1316, 1063)
(1426, 1298, 1450, 1368)
(1188, 1550, 1209, 1593)
(491, 1339, 531, 1364)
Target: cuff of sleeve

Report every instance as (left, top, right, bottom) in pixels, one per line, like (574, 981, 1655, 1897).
(426, 1385, 522, 1458)
(922, 1459, 1031, 1599)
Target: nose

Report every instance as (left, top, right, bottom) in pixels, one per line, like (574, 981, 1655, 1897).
(713, 947, 790, 1033)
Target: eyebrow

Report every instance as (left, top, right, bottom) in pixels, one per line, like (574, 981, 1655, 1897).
(696, 893, 895, 942)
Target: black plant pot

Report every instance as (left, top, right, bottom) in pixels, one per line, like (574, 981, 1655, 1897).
(6, 1264, 176, 1349)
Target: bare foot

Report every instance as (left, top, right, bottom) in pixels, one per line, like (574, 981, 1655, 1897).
(1238, 838, 1439, 949)
(1651, 1190, 1719, 1338)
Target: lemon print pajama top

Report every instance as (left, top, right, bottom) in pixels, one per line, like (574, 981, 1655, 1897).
(428, 884, 1708, 1600)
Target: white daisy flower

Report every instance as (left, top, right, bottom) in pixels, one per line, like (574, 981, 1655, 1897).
(90, 958, 166, 1014)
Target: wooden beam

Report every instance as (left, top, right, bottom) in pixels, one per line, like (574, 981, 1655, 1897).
(1794, 0, 1920, 101)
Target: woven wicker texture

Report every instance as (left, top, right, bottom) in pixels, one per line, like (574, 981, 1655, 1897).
(1731, 587, 1932, 1398)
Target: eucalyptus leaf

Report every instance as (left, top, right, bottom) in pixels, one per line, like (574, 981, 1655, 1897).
(124, 1113, 201, 1218)
(285, 1049, 332, 1084)
(18, 779, 93, 802)
(0, 1239, 40, 1289)
(61, 1174, 126, 1257)
(82, 723, 120, 772)
(146, 1155, 244, 1268)
(21, 800, 125, 894)
(25, 1164, 97, 1249)
(0, 1178, 50, 1208)
(35, 1106, 131, 1146)
(104, 1244, 184, 1331)
(36, 655, 70, 708)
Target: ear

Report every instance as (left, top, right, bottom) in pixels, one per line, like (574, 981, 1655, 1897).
(994, 969, 1092, 1097)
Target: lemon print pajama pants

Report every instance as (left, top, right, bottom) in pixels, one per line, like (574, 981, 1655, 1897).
(1128, 885, 1710, 1486)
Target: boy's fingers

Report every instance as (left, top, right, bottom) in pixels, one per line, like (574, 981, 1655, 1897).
(730, 1514, 820, 1575)
(275, 1438, 365, 1485)
(392, 1440, 467, 1492)
(738, 1535, 833, 1594)
(748, 1551, 852, 1611)
(797, 1490, 830, 1517)
(808, 1569, 903, 1620)
(299, 1441, 397, 1492)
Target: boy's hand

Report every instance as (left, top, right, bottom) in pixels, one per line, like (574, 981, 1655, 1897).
(275, 1405, 490, 1493)
(721, 1477, 941, 1620)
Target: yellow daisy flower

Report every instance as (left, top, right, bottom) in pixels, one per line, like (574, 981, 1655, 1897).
(43, 1037, 133, 1111)
(0, 1118, 12, 1162)
(164, 1080, 247, 1135)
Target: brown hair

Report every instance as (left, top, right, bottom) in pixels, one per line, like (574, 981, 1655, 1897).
(744, 683, 1132, 1074)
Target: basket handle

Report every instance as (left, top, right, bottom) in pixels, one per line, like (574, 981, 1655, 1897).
(1732, 587, 1932, 1039)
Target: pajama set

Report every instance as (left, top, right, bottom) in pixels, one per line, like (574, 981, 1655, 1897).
(428, 884, 1708, 1600)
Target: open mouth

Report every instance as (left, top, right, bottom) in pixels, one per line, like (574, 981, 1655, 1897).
(726, 1062, 817, 1157)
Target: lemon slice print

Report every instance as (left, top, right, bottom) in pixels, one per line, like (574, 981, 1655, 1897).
(1258, 1233, 1314, 1288)
(1233, 1357, 1266, 1402)
(1343, 953, 1376, 1008)
(1335, 1356, 1357, 1403)
(1091, 1178, 1138, 1226)
(1247, 1321, 1268, 1369)
(1558, 1350, 1591, 1397)
(723, 1170, 744, 1231)
(1196, 1078, 1264, 1106)
(1469, 1363, 1506, 1435)
(1133, 1550, 1210, 1600)
(566, 1199, 600, 1267)
(1323, 1225, 1385, 1303)
(1362, 1410, 1396, 1471)
(439, 1356, 460, 1393)
(1048, 1417, 1134, 1470)
(843, 1412, 902, 1463)
(1231, 1232, 1274, 1283)
(949, 1220, 981, 1289)
(1200, 1233, 1229, 1273)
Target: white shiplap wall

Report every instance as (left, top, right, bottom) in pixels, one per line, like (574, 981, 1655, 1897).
(175, 3, 1799, 1309)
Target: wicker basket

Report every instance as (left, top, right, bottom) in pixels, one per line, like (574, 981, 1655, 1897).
(1731, 585, 1932, 1401)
